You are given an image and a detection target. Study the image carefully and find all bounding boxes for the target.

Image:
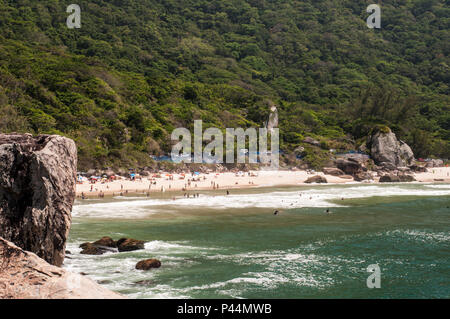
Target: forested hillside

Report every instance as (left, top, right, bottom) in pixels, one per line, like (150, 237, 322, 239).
(0, 0, 448, 169)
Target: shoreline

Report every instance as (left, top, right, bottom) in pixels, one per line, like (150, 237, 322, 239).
(76, 168, 450, 198)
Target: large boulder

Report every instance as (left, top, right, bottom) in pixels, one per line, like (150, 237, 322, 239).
(304, 175, 327, 184)
(0, 134, 77, 266)
(323, 167, 344, 176)
(368, 128, 414, 168)
(135, 259, 161, 270)
(116, 238, 145, 252)
(336, 158, 363, 175)
(0, 237, 124, 299)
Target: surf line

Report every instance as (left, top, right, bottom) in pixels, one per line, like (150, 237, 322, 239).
(177, 303, 211, 317)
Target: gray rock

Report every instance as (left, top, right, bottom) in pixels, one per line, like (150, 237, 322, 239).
(368, 129, 414, 167)
(0, 134, 77, 266)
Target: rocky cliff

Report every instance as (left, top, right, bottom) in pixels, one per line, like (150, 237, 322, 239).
(0, 237, 123, 299)
(0, 134, 77, 266)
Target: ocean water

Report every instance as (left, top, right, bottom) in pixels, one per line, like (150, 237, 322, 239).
(64, 183, 450, 299)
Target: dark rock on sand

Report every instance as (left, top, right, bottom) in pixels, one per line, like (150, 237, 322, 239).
(0, 134, 77, 266)
(117, 238, 145, 252)
(323, 167, 344, 176)
(398, 174, 416, 182)
(304, 175, 327, 184)
(336, 158, 363, 175)
(135, 259, 161, 270)
(379, 175, 401, 183)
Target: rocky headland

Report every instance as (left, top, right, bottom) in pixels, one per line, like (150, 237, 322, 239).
(0, 134, 123, 299)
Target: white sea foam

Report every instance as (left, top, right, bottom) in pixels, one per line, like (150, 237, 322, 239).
(72, 184, 450, 219)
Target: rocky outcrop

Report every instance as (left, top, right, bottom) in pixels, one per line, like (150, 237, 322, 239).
(0, 134, 77, 266)
(368, 128, 414, 168)
(304, 175, 327, 184)
(135, 259, 161, 270)
(0, 237, 124, 299)
(117, 238, 145, 252)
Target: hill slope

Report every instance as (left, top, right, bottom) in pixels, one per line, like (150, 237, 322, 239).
(0, 0, 448, 169)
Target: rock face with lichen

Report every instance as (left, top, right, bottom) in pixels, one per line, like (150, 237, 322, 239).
(0, 134, 77, 266)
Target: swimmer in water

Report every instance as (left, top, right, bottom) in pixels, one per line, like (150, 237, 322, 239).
(273, 210, 280, 215)
(325, 209, 331, 214)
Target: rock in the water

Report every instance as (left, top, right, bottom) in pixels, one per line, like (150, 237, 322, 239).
(0, 237, 124, 299)
(80, 243, 108, 255)
(0, 134, 77, 266)
(135, 259, 161, 270)
(323, 167, 344, 176)
(368, 128, 414, 168)
(304, 175, 327, 184)
(379, 175, 401, 183)
(116, 238, 145, 252)
(93, 236, 117, 248)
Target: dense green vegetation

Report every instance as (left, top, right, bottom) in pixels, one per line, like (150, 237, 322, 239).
(0, 0, 448, 169)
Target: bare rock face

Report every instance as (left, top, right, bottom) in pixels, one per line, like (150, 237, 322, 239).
(0, 134, 77, 266)
(368, 129, 414, 168)
(0, 237, 123, 299)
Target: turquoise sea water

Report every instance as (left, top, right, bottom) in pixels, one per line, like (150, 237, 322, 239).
(65, 183, 450, 298)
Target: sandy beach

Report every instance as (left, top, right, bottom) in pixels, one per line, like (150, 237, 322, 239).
(76, 167, 450, 198)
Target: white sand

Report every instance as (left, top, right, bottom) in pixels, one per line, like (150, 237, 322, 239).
(76, 167, 450, 198)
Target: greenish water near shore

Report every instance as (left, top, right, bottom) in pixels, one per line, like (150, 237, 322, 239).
(65, 184, 450, 298)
